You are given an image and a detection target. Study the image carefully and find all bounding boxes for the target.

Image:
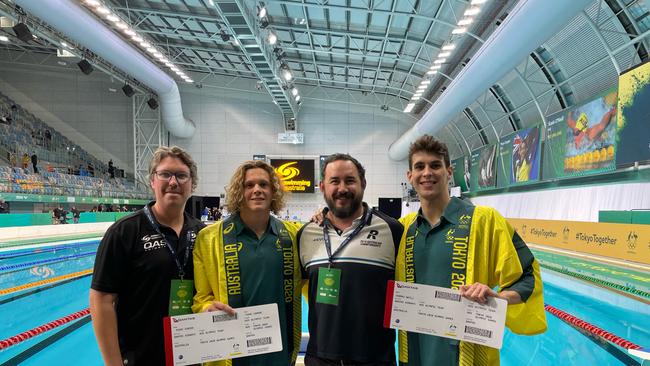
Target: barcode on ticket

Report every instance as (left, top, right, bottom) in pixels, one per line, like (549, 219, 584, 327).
(247, 337, 272, 347)
(212, 313, 238, 322)
(465, 326, 492, 338)
(434, 290, 461, 302)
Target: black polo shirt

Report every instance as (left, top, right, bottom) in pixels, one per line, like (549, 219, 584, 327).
(91, 202, 204, 365)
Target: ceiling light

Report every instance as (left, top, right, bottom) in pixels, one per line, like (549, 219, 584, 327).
(438, 51, 451, 57)
(420, 80, 431, 85)
(233, 38, 240, 45)
(442, 44, 456, 51)
(132, 35, 143, 42)
(84, 0, 101, 6)
(411, 96, 420, 101)
(295, 95, 301, 101)
(106, 14, 119, 22)
(170, 66, 179, 71)
(282, 69, 293, 81)
(268, 32, 277, 45)
(464, 7, 481, 16)
(124, 29, 136, 36)
(431, 65, 441, 70)
(426, 70, 438, 75)
(116, 22, 128, 30)
(417, 85, 427, 91)
(434, 58, 446, 64)
(96, 6, 110, 15)
(458, 18, 473, 26)
(291, 87, 298, 96)
(452, 27, 467, 34)
(61, 41, 68, 48)
(0, 35, 8, 42)
(164, 62, 173, 67)
(208, 0, 215, 5)
(139, 41, 150, 48)
(258, 6, 267, 19)
(471, 0, 487, 4)
(146, 47, 157, 54)
(403, 103, 415, 113)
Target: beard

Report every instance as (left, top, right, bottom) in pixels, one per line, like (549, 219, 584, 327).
(325, 191, 363, 219)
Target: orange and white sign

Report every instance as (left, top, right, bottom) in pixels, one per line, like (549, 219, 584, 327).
(508, 218, 650, 265)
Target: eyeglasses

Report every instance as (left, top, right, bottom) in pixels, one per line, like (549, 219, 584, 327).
(154, 171, 191, 183)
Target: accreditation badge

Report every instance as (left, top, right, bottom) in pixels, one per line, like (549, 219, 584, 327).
(169, 279, 193, 316)
(316, 267, 341, 305)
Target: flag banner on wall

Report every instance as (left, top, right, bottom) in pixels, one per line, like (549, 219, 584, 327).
(451, 156, 470, 192)
(617, 60, 650, 166)
(543, 88, 618, 179)
(270, 159, 315, 193)
(471, 144, 497, 190)
(497, 125, 542, 188)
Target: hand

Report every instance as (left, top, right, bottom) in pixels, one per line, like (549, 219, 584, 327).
(203, 301, 236, 315)
(458, 283, 498, 305)
(310, 210, 324, 225)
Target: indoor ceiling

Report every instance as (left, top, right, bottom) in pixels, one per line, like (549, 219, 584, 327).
(0, 0, 649, 158)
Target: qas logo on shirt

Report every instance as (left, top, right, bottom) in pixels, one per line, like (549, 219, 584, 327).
(142, 233, 165, 251)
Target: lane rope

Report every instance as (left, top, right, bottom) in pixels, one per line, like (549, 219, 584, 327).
(545, 304, 642, 350)
(0, 308, 90, 350)
(540, 262, 650, 299)
(0, 241, 99, 260)
(0, 269, 93, 296)
(0, 251, 96, 272)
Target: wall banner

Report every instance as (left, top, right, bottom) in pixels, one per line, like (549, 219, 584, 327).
(507, 218, 650, 265)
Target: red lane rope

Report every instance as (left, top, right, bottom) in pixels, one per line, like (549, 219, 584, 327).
(0, 308, 90, 350)
(545, 304, 641, 350)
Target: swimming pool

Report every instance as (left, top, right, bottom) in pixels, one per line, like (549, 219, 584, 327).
(1, 239, 648, 365)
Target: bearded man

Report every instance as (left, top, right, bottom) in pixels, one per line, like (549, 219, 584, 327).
(298, 153, 403, 366)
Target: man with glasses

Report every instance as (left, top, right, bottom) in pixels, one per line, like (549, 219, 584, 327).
(90, 146, 205, 366)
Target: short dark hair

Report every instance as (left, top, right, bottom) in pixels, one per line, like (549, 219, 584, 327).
(321, 153, 366, 188)
(408, 135, 451, 169)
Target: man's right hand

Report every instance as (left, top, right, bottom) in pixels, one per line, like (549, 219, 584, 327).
(203, 301, 236, 315)
(310, 210, 324, 225)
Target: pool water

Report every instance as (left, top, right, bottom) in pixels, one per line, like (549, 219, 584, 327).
(1, 240, 648, 365)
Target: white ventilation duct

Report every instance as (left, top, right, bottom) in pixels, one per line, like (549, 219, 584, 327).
(16, 0, 196, 138)
(388, 0, 593, 161)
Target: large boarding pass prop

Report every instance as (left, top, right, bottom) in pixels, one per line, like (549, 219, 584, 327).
(163, 303, 282, 366)
(384, 280, 507, 349)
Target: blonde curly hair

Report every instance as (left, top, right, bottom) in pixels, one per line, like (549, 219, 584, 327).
(225, 160, 286, 215)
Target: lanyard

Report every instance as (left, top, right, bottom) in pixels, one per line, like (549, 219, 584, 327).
(322, 206, 371, 266)
(144, 205, 195, 280)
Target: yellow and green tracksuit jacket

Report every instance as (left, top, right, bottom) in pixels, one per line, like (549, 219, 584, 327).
(396, 202, 547, 366)
(192, 217, 303, 366)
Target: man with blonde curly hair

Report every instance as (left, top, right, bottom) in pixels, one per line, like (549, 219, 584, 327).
(91, 146, 205, 366)
(192, 160, 303, 366)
